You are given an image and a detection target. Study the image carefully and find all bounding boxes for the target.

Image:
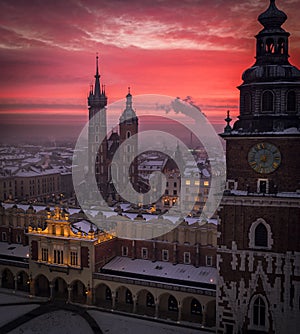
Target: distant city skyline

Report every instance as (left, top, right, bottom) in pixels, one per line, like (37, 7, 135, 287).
(0, 0, 299, 142)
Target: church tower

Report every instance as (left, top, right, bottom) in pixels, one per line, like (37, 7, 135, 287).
(217, 1, 300, 333)
(119, 88, 139, 191)
(87, 55, 109, 198)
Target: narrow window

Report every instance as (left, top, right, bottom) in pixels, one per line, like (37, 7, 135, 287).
(255, 223, 268, 247)
(253, 296, 266, 326)
(262, 91, 274, 112)
(162, 249, 169, 261)
(191, 299, 202, 315)
(287, 91, 296, 112)
(168, 295, 178, 311)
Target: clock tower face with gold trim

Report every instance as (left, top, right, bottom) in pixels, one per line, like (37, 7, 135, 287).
(247, 142, 281, 174)
(217, 1, 300, 334)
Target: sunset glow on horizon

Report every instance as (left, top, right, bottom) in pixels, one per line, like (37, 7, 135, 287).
(0, 0, 299, 139)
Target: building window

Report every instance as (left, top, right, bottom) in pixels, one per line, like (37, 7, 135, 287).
(249, 218, 273, 249)
(244, 93, 251, 114)
(162, 249, 169, 261)
(206, 255, 213, 267)
(70, 251, 78, 266)
(194, 180, 200, 186)
(265, 38, 275, 53)
(126, 289, 133, 304)
(16, 235, 22, 244)
(122, 246, 128, 257)
(257, 179, 268, 194)
(174, 182, 177, 187)
(2, 232, 7, 241)
(203, 180, 209, 187)
(287, 91, 296, 112)
(105, 287, 112, 300)
(185, 180, 190, 185)
(146, 292, 155, 307)
(191, 298, 202, 315)
(168, 295, 178, 311)
(42, 248, 48, 262)
(173, 190, 177, 195)
(141, 247, 148, 259)
(253, 296, 266, 326)
(53, 249, 64, 264)
(184, 252, 191, 264)
(127, 131, 131, 139)
(262, 91, 274, 112)
(255, 223, 268, 247)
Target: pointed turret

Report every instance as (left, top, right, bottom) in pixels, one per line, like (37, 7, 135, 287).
(119, 87, 138, 125)
(94, 55, 101, 97)
(88, 54, 107, 117)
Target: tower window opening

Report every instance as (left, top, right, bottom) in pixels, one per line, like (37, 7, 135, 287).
(244, 93, 251, 114)
(127, 131, 131, 139)
(277, 38, 285, 55)
(262, 91, 274, 112)
(265, 38, 275, 54)
(287, 91, 296, 112)
(255, 223, 268, 247)
(253, 296, 266, 327)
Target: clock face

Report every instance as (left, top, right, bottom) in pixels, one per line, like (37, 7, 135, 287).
(248, 142, 281, 174)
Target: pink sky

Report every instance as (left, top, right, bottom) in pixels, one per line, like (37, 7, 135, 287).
(0, 0, 299, 133)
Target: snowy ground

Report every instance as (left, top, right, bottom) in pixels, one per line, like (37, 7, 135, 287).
(88, 310, 211, 334)
(0, 290, 213, 334)
(10, 310, 94, 334)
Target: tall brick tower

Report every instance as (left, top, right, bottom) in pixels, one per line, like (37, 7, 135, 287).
(119, 88, 139, 191)
(87, 55, 109, 198)
(217, 1, 300, 333)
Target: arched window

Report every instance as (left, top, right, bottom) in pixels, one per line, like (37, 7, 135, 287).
(105, 287, 112, 300)
(146, 292, 155, 307)
(262, 91, 274, 112)
(277, 38, 285, 55)
(168, 295, 178, 311)
(287, 91, 296, 112)
(127, 131, 131, 139)
(266, 38, 275, 53)
(244, 93, 251, 114)
(125, 289, 133, 304)
(191, 298, 202, 315)
(249, 218, 273, 249)
(253, 296, 266, 326)
(257, 39, 263, 56)
(255, 223, 268, 247)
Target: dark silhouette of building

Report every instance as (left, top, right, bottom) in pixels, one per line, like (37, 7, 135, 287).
(87, 58, 139, 201)
(217, 1, 300, 333)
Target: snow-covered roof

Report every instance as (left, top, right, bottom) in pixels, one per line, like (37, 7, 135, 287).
(102, 256, 217, 285)
(0, 242, 29, 258)
(72, 220, 98, 235)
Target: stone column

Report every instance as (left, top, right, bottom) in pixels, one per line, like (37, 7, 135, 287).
(14, 275, 18, 291)
(133, 295, 137, 314)
(87, 287, 93, 305)
(155, 299, 159, 318)
(112, 291, 116, 310)
(202, 304, 207, 326)
(49, 283, 54, 300)
(67, 285, 72, 303)
(29, 276, 34, 296)
(177, 302, 182, 322)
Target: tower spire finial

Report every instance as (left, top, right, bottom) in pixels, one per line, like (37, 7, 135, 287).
(94, 52, 101, 97)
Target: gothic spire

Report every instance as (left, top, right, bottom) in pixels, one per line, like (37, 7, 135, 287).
(94, 54, 101, 97)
